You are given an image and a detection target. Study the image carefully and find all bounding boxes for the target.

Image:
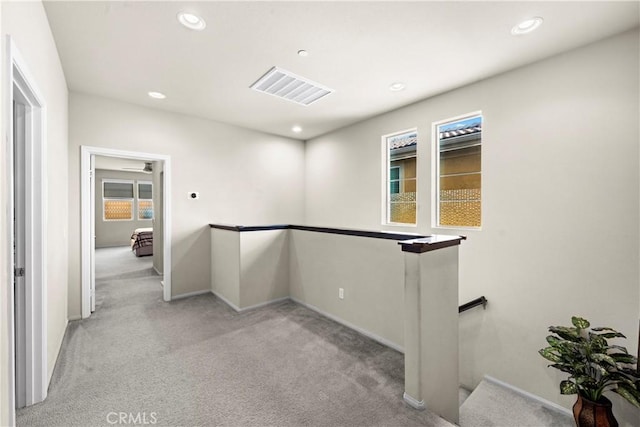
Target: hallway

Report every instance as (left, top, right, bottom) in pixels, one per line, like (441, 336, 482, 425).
(16, 248, 451, 427)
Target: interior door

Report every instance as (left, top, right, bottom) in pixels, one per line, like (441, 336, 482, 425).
(13, 101, 26, 408)
(90, 154, 96, 312)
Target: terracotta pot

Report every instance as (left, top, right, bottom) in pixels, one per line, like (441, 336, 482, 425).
(573, 394, 618, 427)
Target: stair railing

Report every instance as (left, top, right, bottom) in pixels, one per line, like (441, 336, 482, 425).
(459, 296, 488, 314)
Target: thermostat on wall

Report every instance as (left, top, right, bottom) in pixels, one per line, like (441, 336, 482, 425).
(189, 192, 200, 200)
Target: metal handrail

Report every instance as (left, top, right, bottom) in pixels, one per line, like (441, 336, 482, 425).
(459, 296, 488, 314)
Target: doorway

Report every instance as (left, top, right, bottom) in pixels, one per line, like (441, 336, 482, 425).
(92, 156, 163, 310)
(5, 37, 48, 425)
(80, 147, 172, 319)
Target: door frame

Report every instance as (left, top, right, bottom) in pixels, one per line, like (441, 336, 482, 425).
(4, 36, 48, 424)
(80, 146, 172, 318)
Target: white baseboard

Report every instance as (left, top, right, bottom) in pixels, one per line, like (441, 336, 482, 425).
(211, 290, 242, 311)
(210, 293, 404, 353)
(211, 291, 289, 313)
(209, 292, 404, 353)
(68, 315, 82, 321)
(153, 266, 163, 276)
(289, 297, 405, 354)
(237, 296, 290, 312)
(403, 392, 426, 410)
(484, 375, 572, 416)
(171, 289, 211, 300)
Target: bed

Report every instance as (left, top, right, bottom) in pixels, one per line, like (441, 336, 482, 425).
(131, 227, 153, 257)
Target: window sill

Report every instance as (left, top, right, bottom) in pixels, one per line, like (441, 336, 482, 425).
(432, 225, 481, 232)
(384, 222, 418, 228)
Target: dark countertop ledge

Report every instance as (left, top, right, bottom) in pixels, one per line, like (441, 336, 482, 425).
(210, 223, 465, 251)
(397, 235, 466, 253)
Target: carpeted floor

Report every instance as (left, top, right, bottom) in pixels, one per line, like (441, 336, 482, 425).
(94, 246, 155, 282)
(459, 379, 572, 427)
(17, 247, 453, 427)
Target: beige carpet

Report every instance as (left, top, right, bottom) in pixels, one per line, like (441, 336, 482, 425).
(17, 248, 452, 427)
(459, 378, 573, 427)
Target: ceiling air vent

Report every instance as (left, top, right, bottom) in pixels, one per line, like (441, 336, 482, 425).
(250, 66, 333, 106)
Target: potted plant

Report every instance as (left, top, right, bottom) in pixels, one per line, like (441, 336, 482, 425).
(539, 316, 640, 427)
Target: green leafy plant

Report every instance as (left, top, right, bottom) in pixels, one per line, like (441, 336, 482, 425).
(539, 316, 640, 407)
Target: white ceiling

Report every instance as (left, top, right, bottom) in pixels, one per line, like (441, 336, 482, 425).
(43, 1, 639, 140)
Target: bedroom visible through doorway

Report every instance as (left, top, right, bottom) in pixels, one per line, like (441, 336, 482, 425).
(94, 246, 157, 312)
(92, 156, 163, 313)
(81, 146, 172, 319)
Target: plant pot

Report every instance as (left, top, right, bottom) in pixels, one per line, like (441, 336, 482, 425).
(573, 395, 618, 427)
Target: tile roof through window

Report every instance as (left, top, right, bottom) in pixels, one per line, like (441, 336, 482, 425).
(388, 122, 481, 151)
(389, 133, 417, 150)
(439, 123, 482, 141)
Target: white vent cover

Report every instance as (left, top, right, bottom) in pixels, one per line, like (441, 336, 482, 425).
(250, 66, 334, 106)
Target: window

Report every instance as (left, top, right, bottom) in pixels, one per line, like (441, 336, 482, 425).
(389, 167, 400, 194)
(137, 182, 153, 220)
(434, 113, 482, 228)
(384, 130, 417, 225)
(103, 180, 134, 221)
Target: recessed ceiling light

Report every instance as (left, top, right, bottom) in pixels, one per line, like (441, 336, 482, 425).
(292, 125, 303, 133)
(148, 91, 166, 99)
(511, 17, 543, 35)
(389, 82, 406, 92)
(177, 12, 206, 31)
(297, 50, 309, 57)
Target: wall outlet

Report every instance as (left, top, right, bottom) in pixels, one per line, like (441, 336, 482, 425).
(338, 288, 344, 300)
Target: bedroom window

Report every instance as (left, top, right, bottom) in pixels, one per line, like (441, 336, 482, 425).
(103, 180, 134, 221)
(137, 182, 153, 220)
(434, 113, 482, 228)
(383, 129, 417, 225)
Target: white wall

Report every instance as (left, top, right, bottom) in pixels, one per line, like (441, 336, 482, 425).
(210, 226, 418, 349)
(211, 228, 289, 310)
(240, 230, 289, 308)
(289, 230, 405, 349)
(68, 93, 305, 317)
(211, 229, 241, 307)
(305, 29, 640, 417)
(1, 0, 69, 422)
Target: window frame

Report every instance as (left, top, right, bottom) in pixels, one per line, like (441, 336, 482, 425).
(431, 111, 483, 230)
(137, 181, 154, 221)
(381, 128, 418, 227)
(389, 166, 401, 195)
(102, 179, 135, 221)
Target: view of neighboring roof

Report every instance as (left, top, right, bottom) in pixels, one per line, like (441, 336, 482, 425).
(440, 117, 482, 141)
(389, 132, 417, 150)
(388, 118, 482, 150)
